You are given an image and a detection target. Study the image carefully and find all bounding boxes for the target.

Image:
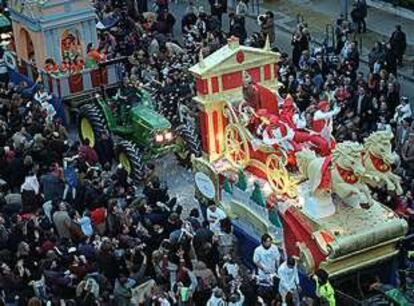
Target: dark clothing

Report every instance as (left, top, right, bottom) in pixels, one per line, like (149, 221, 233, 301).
(368, 46, 385, 71)
(143, 185, 169, 206)
(209, 0, 227, 29)
(40, 173, 64, 202)
(390, 29, 407, 65)
(386, 90, 400, 114)
(95, 137, 114, 166)
(351, 95, 376, 131)
(291, 34, 309, 67)
(384, 48, 397, 75)
(350, 6, 365, 33)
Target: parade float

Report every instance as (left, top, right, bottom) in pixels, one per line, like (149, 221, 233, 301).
(5, 0, 122, 109)
(189, 37, 408, 296)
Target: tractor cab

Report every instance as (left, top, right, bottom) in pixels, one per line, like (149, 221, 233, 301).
(79, 85, 202, 183)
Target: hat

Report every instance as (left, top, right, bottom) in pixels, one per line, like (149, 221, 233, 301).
(318, 100, 330, 111)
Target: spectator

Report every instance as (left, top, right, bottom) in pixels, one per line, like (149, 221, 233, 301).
(384, 42, 398, 75)
(253, 233, 281, 288)
(259, 11, 275, 46)
(209, 0, 227, 30)
(390, 25, 407, 66)
(401, 132, 414, 177)
(278, 257, 300, 306)
(206, 201, 226, 234)
(52, 202, 72, 239)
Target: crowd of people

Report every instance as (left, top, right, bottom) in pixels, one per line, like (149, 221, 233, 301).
(0, 0, 412, 305)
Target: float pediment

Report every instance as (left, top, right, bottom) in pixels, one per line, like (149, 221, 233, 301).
(189, 44, 280, 78)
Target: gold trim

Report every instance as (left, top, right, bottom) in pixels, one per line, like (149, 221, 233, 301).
(327, 237, 402, 261)
(320, 243, 400, 277)
(248, 159, 267, 173)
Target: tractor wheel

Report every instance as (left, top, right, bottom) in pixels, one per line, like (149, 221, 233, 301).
(175, 124, 202, 168)
(116, 140, 146, 183)
(78, 104, 109, 148)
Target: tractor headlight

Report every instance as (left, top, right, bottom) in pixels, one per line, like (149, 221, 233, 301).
(155, 134, 164, 143)
(164, 131, 173, 141)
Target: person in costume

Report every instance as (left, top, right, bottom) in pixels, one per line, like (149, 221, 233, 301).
(312, 100, 341, 143)
(44, 58, 59, 75)
(281, 96, 332, 156)
(259, 114, 297, 152)
(86, 43, 104, 68)
(241, 71, 279, 115)
(60, 57, 71, 74)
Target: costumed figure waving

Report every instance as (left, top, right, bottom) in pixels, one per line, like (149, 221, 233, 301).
(281, 96, 332, 156)
(258, 113, 297, 152)
(311, 100, 341, 147)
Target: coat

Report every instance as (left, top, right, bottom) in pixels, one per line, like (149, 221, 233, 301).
(390, 30, 407, 55)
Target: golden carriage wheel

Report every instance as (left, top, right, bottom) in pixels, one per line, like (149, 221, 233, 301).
(266, 153, 294, 197)
(224, 124, 250, 167)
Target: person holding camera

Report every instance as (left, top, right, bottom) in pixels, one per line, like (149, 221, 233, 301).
(258, 11, 275, 46)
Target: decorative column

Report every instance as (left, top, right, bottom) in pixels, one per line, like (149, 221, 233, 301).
(51, 29, 62, 63)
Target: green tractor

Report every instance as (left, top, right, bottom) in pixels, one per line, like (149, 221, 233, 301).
(78, 86, 201, 182)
